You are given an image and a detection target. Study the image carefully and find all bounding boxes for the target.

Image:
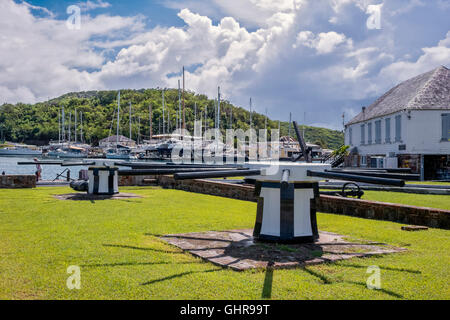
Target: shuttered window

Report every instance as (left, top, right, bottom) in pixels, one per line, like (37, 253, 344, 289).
(368, 122, 372, 144)
(442, 114, 450, 141)
(395, 115, 402, 142)
(361, 124, 365, 145)
(385, 118, 391, 143)
(375, 120, 381, 144)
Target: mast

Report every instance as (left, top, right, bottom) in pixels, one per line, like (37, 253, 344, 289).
(129, 101, 132, 141)
(62, 106, 65, 143)
(288, 112, 292, 141)
(68, 111, 72, 145)
(149, 103, 153, 140)
(74, 108, 77, 143)
(249, 98, 252, 129)
(58, 107, 61, 144)
(80, 111, 83, 143)
(138, 117, 141, 145)
(182, 66, 186, 130)
(162, 89, 165, 135)
(117, 91, 120, 148)
(230, 105, 233, 129)
(265, 108, 268, 130)
(217, 87, 221, 130)
(178, 80, 181, 131)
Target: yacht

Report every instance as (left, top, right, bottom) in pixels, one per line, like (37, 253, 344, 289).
(0, 144, 42, 157)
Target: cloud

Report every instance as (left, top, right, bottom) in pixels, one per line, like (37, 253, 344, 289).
(294, 31, 353, 54)
(77, 0, 111, 11)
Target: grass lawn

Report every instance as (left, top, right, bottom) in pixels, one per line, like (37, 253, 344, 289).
(357, 191, 450, 211)
(0, 186, 449, 300)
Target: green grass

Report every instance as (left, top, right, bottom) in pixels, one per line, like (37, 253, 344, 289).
(360, 191, 450, 211)
(0, 187, 449, 300)
(407, 181, 450, 186)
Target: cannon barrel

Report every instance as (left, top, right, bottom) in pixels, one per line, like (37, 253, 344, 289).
(307, 170, 405, 187)
(281, 169, 290, 189)
(326, 170, 420, 181)
(174, 169, 262, 180)
(115, 162, 242, 169)
(118, 167, 245, 176)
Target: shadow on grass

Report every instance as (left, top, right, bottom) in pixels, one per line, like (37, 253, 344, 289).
(141, 269, 222, 286)
(336, 263, 421, 274)
(302, 266, 404, 299)
(81, 261, 202, 268)
(103, 244, 184, 254)
(262, 262, 274, 299)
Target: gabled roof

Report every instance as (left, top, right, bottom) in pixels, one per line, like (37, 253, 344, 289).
(347, 66, 450, 125)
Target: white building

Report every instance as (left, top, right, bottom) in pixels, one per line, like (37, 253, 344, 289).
(344, 66, 450, 180)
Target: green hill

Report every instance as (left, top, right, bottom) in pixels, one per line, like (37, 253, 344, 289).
(0, 89, 344, 149)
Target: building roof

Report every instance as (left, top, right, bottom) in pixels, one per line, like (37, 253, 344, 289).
(99, 135, 135, 143)
(346, 66, 450, 125)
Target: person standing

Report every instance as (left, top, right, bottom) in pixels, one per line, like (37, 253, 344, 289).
(34, 158, 42, 181)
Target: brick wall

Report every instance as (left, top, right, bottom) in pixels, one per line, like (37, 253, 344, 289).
(156, 176, 450, 229)
(0, 175, 36, 189)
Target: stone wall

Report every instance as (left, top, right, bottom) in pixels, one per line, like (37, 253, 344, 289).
(156, 176, 450, 229)
(119, 175, 158, 187)
(0, 175, 36, 189)
(157, 175, 257, 202)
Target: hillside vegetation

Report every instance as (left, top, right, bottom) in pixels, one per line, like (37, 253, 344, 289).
(0, 89, 344, 148)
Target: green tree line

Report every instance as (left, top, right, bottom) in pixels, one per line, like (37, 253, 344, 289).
(0, 89, 344, 149)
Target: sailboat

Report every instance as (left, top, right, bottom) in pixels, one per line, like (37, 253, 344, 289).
(106, 91, 137, 160)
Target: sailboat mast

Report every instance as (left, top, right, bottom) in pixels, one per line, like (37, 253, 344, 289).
(129, 101, 132, 141)
(217, 87, 221, 130)
(149, 103, 153, 140)
(117, 91, 120, 148)
(182, 66, 185, 130)
(178, 80, 181, 131)
(58, 107, 61, 144)
(162, 89, 165, 135)
(68, 111, 72, 145)
(74, 109, 77, 143)
(249, 98, 252, 129)
(62, 106, 65, 143)
(80, 112, 83, 143)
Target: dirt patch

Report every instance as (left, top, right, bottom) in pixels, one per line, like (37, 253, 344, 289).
(161, 229, 406, 271)
(54, 193, 142, 201)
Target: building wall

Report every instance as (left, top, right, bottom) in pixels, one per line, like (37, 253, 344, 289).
(345, 110, 450, 157)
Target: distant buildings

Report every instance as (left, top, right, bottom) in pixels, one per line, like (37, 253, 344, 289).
(99, 135, 136, 148)
(344, 66, 450, 180)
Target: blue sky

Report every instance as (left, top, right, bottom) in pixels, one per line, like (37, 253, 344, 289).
(2, 0, 450, 130)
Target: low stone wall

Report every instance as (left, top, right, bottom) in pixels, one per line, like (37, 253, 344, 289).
(157, 175, 257, 202)
(156, 176, 450, 229)
(119, 175, 159, 187)
(0, 175, 36, 189)
(317, 195, 450, 229)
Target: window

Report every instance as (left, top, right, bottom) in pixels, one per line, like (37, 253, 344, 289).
(385, 118, 391, 143)
(368, 122, 372, 144)
(375, 120, 382, 144)
(442, 114, 450, 142)
(349, 127, 353, 145)
(361, 156, 367, 167)
(360, 124, 365, 145)
(395, 115, 402, 142)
